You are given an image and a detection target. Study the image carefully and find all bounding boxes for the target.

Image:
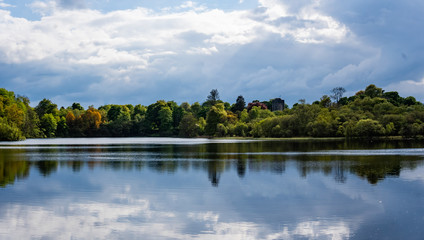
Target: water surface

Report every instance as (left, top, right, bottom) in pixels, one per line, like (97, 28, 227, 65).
(0, 138, 423, 239)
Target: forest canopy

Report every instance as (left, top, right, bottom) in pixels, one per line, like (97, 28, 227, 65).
(0, 85, 423, 141)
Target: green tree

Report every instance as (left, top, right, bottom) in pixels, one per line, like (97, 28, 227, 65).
(307, 108, 338, 137)
(35, 99, 58, 117)
(205, 103, 227, 136)
(158, 106, 173, 135)
(206, 89, 220, 105)
(133, 104, 147, 118)
(0, 118, 24, 141)
(364, 84, 383, 98)
(71, 102, 84, 111)
(234, 122, 249, 137)
(383, 91, 402, 106)
(179, 113, 199, 137)
(232, 95, 246, 112)
(354, 119, 384, 139)
(145, 100, 168, 135)
(319, 95, 332, 108)
(56, 116, 69, 137)
(40, 113, 57, 137)
(191, 102, 202, 118)
(404, 96, 418, 106)
(107, 105, 123, 122)
(22, 107, 42, 138)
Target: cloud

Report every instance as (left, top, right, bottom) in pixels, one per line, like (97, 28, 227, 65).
(385, 78, 424, 98)
(0, 198, 352, 239)
(57, 0, 86, 9)
(0, 0, 13, 8)
(0, 0, 423, 106)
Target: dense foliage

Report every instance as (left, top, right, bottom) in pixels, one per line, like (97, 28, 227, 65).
(1, 85, 423, 140)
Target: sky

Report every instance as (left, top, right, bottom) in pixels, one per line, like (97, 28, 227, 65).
(0, 0, 423, 108)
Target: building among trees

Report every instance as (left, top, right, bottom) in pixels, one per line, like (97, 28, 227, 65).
(271, 98, 285, 111)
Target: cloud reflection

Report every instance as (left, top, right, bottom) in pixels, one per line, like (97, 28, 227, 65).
(0, 197, 352, 239)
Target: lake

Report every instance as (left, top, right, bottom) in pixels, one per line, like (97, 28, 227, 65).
(0, 138, 424, 239)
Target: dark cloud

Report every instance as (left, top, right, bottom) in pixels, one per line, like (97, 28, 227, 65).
(57, 0, 86, 9)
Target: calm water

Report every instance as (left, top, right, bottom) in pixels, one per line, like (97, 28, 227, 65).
(1, 138, 424, 239)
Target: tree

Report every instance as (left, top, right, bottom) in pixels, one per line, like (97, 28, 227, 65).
(107, 105, 123, 122)
(158, 106, 173, 135)
(0, 118, 24, 141)
(35, 99, 58, 117)
(133, 104, 147, 117)
(171, 104, 185, 134)
(191, 102, 202, 118)
(82, 107, 102, 135)
(206, 89, 220, 105)
(22, 108, 42, 138)
(247, 102, 267, 111)
(40, 113, 57, 137)
(179, 113, 199, 137)
(56, 117, 68, 137)
(205, 103, 227, 136)
(319, 95, 332, 108)
(145, 100, 168, 134)
(180, 102, 191, 112)
(354, 119, 384, 139)
(331, 87, 346, 104)
(404, 96, 418, 106)
(232, 95, 246, 112)
(71, 102, 84, 111)
(364, 84, 383, 98)
(383, 91, 402, 106)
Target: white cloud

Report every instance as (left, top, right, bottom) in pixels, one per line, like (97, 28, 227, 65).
(0, 200, 352, 240)
(0, 1, 355, 106)
(400, 167, 424, 182)
(0, 0, 423, 106)
(0, 0, 13, 8)
(385, 78, 424, 101)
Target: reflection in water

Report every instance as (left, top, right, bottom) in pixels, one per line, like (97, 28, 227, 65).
(0, 197, 353, 239)
(1, 139, 423, 187)
(1, 138, 424, 239)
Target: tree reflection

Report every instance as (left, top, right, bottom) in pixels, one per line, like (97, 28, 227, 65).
(334, 161, 347, 183)
(350, 156, 403, 184)
(0, 139, 423, 187)
(35, 161, 58, 177)
(0, 160, 30, 187)
(207, 160, 223, 187)
(236, 159, 246, 178)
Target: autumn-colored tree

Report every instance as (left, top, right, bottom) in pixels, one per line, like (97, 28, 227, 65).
(247, 102, 267, 111)
(83, 107, 102, 129)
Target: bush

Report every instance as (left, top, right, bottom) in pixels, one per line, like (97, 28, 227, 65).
(0, 122, 25, 141)
(353, 119, 384, 138)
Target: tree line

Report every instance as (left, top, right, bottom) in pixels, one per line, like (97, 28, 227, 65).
(0, 84, 423, 141)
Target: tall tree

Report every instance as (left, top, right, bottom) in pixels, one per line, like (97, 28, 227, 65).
(206, 89, 220, 105)
(232, 95, 246, 112)
(331, 87, 346, 104)
(205, 103, 227, 136)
